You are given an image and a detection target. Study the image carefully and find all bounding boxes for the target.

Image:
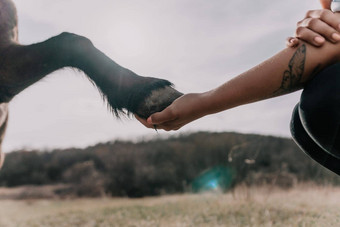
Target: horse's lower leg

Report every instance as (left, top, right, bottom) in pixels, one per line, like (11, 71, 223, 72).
(0, 32, 182, 117)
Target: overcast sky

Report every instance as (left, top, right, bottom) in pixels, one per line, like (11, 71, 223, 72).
(3, 0, 321, 151)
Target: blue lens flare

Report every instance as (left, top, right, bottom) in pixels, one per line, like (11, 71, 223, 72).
(207, 179, 219, 190)
(191, 166, 234, 193)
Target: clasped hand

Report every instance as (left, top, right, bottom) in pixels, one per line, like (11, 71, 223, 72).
(287, 1, 340, 47)
(137, 0, 340, 132)
(135, 93, 207, 131)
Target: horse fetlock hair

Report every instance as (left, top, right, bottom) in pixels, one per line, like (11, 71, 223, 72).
(0, 0, 183, 168)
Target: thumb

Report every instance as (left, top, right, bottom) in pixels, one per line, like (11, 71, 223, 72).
(147, 108, 176, 125)
(320, 0, 331, 9)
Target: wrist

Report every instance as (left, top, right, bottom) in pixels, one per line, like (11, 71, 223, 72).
(199, 90, 223, 116)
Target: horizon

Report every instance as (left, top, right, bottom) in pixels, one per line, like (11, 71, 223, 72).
(6, 130, 293, 152)
(3, 0, 319, 152)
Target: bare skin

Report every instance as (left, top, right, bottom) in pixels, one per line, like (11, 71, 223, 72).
(138, 0, 340, 131)
(137, 38, 340, 131)
(287, 0, 340, 47)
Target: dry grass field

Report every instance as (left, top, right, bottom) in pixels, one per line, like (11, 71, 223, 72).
(0, 184, 340, 227)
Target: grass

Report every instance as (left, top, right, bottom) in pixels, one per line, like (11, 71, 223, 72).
(0, 184, 340, 226)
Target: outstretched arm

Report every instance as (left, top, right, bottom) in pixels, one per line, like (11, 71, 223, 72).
(138, 40, 340, 131)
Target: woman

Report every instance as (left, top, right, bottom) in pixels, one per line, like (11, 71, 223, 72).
(137, 0, 340, 175)
(137, 0, 339, 131)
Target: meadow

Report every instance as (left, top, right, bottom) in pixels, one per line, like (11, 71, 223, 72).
(0, 184, 339, 227)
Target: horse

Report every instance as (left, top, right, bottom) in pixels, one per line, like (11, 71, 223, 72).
(0, 0, 182, 168)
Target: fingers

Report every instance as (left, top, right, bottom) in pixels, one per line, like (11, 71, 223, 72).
(147, 107, 177, 125)
(296, 9, 340, 46)
(286, 37, 300, 48)
(135, 113, 181, 131)
(300, 18, 339, 43)
(306, 9, 340, 29)
(295, 27, 326, 46)
(134, 114, 154, 129)
(305, 9, 339, 29)
(299, 13, 340, 42)
(150, 120, 183, 131)
(145, 107, 183, 131)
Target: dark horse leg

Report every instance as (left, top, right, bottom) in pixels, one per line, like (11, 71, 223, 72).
(0, 0, 182, 168)
(0, 33, 182, 117)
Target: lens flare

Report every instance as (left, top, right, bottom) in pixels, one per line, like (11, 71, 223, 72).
(192, 166, 234, 193)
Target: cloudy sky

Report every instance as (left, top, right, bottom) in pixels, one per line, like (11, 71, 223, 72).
(3, 0, 321, 151)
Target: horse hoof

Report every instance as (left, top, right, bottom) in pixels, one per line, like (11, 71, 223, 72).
(135, 86, 183, 119)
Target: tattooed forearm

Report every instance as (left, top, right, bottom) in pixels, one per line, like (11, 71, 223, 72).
(274, 44, 306, 96)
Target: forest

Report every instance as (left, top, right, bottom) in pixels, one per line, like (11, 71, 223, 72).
(0, 131, 338, 198)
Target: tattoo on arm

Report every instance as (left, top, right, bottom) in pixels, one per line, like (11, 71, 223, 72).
(274, 44, 307, 96)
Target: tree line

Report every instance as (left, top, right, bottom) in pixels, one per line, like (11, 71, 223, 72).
(0, 132, 338, 197)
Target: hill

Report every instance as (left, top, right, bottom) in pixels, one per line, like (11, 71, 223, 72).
(0, 131, 338, 197)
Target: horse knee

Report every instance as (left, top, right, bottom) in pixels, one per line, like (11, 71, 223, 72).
(56, 32, 94, 60)
(58, 32, 93, 46)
